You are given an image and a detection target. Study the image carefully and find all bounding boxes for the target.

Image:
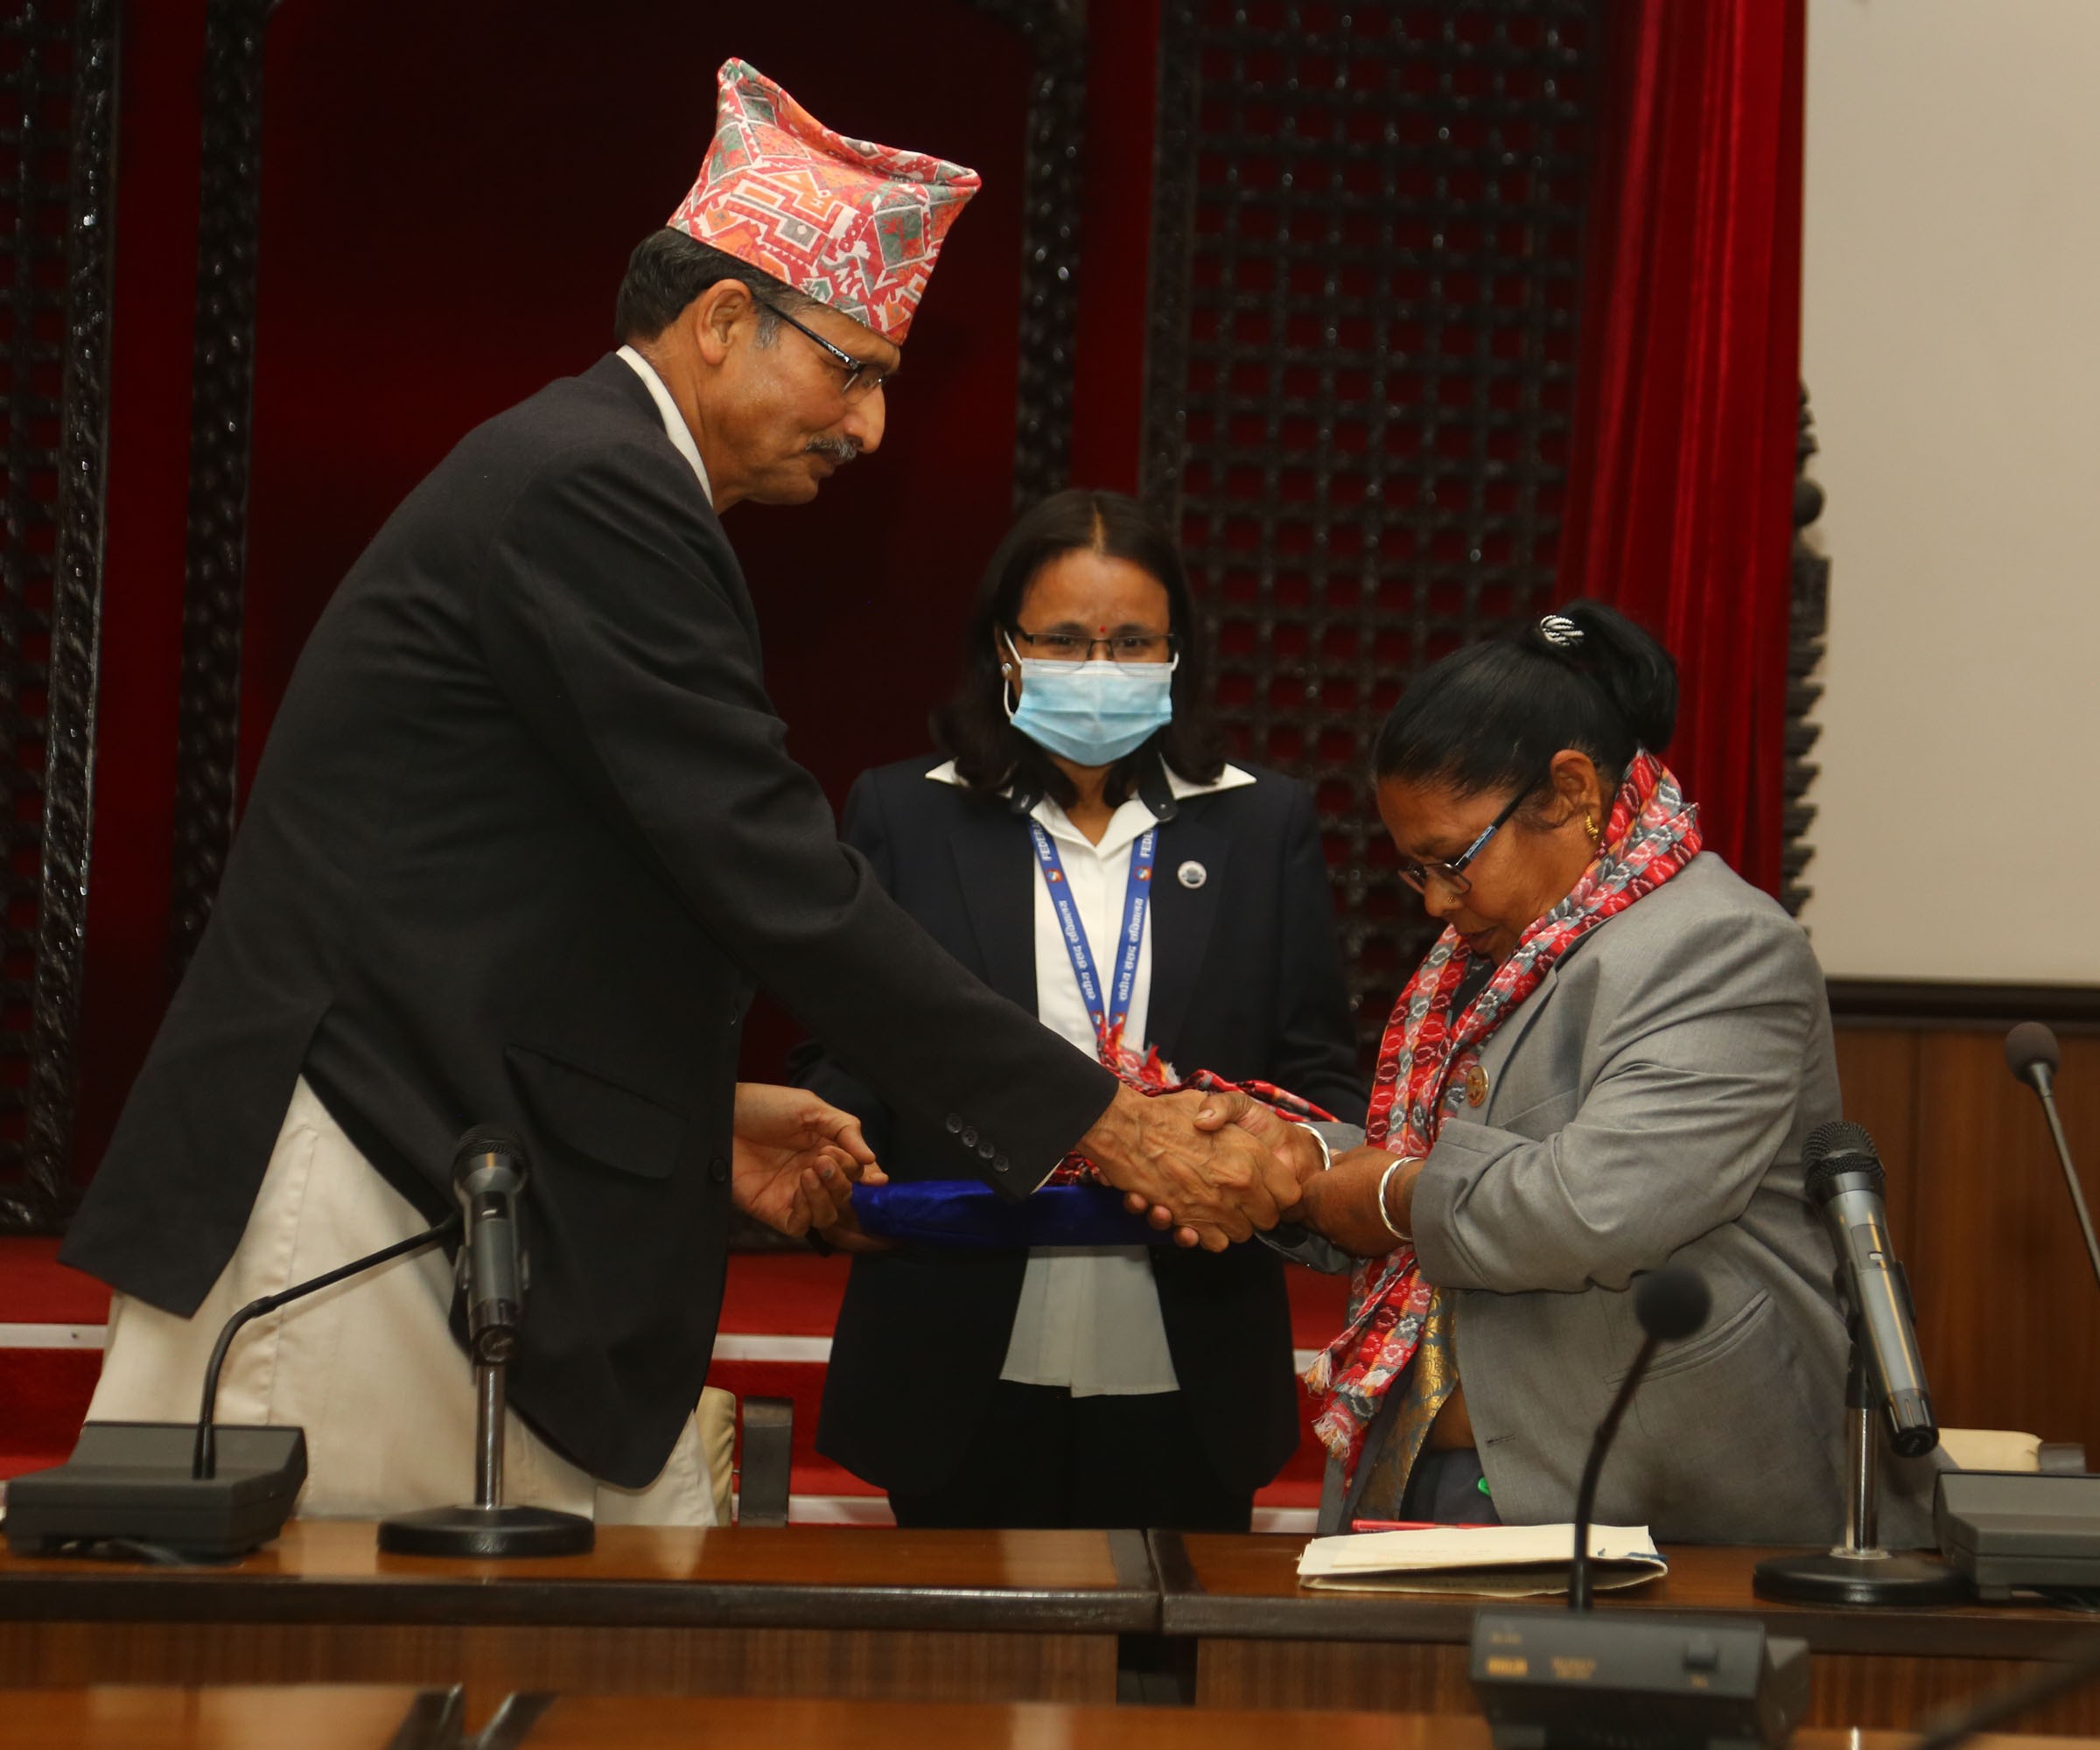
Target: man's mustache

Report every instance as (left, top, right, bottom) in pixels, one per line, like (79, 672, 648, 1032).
(807, 437, 862, 464)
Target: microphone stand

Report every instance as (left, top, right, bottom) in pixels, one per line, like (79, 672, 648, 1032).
(375, 1339, 592, 1557)
(1568, 1332, 1655, 1612)
(1754, 1319, 1964, 1606)
(377, 1291, 592, 1559)
(2028, 1063, 2100, 1296)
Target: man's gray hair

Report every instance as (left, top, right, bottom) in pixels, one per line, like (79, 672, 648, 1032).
(612, 228, 822, 346)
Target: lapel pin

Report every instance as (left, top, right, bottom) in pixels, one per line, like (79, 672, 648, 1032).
(1177, 860, 1208, 890)
(1465, 1062, 1489, 1107)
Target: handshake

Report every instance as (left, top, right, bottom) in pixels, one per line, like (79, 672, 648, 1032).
(1080, 1082, 1324, 1253)
(729, 1080, 1327, 1255)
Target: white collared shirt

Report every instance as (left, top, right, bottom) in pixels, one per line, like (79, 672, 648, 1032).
(617, 346, 713, 506)
(925, 757, 1257, 1396)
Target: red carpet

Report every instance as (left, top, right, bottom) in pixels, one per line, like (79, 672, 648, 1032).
(0, 1238, 109, 1324)
(3, 1242, 1343, 1521)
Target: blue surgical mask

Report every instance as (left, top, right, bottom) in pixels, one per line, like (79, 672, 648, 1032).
(1005, 653, 1178, 766)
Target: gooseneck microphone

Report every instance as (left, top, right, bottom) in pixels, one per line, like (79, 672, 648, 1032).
(1802, 1121, 1937, 1460)
(1567, 1266, 1710, 1612)
(454, 1127, 529, 1365)
(193, 1214, 461, 1480)
(2006, 1022, 2100, 1294)
(1471, 1265, 1817, 1748)
(1928, 1026, 2100, 1606)
(7, 1211, 460, 1560)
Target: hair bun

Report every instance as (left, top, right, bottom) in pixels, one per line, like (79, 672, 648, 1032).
(1374, 597, 1679, 793)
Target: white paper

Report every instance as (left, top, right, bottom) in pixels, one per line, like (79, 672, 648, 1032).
(1296, 1522, 1668, 1598)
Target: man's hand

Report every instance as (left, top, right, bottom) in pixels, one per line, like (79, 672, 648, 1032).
(1124, 1096, 1326, 1248)
(804, 1167, 892, 1255)
(1079, 1084, 1301, 1253)
(732, 1082, 887, 1240)
(1199, 1098, 1328, 1186)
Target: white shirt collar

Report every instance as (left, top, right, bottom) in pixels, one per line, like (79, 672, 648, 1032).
(617, 346, 713, 506)
(922, 757, 1257, 797)
(1163, 762, 1256, 801)
(922, 756, 1258, 858)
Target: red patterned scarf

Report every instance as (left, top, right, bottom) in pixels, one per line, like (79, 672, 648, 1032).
(1303, 751, 1702, 1478)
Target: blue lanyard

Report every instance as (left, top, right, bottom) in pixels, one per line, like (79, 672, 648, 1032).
(1027, 819, 1157, 1063)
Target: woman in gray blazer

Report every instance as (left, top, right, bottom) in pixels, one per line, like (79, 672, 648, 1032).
(1255, 602, 1894, 1544)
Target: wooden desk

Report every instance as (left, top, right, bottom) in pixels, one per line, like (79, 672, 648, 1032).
(10, 1691, 2099, 1750)
(5, 1685, 457, 1750)
(0, 1521, 1155, 1704)
(1152, 1533, 2100, 1732)
(518, 1694, 2100, 1748)
(12, 1523, 2096, 1726)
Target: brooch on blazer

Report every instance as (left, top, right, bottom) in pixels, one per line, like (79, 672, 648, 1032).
(1464, 1061, 1489, 1107)
(1176, 860, 1208, 890)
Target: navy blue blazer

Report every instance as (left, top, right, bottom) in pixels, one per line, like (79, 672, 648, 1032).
(794, 754, 1367, 1498)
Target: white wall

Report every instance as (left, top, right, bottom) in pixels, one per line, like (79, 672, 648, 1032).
(1801, 0, 2100, 984)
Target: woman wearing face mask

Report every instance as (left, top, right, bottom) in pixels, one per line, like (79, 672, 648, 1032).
(1223, 600, 1930, 1544)
(792, 488, 1366, 1530)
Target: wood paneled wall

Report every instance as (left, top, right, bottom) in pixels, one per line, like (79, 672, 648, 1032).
(1832, 1024, 2100, 1460)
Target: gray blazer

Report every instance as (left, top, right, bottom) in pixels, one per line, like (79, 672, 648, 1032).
(1297, 852, 1934, 1544)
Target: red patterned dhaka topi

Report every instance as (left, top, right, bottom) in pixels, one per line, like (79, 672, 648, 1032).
(1303, 750, 1704, 1480)
(667, 59, 981, 344)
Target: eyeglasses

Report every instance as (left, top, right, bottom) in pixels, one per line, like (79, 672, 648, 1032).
(1008, 626, 1179, 664)
(757, 301, 892, 400)
(1396, 783, 1533, 897)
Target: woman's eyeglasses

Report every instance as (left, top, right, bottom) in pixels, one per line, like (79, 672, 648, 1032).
(1008, 626, 1178, 664)
(1396, 783, 1533, 897)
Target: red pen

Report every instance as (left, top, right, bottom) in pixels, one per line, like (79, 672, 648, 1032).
(1349, 1518, 1495, 1532)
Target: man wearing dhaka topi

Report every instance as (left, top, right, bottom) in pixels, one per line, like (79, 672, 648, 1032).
(63, 60, 1295, 1525)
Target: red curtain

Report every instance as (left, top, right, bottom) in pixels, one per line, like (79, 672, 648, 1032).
(1558, 0, 1807, 894)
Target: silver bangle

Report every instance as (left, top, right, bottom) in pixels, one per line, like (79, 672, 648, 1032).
(1296, 1122, 1334, 1172)
(1376, 1157, 1412, 1242)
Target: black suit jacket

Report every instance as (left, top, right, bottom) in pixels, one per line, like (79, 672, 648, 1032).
(62, 356, 1116, 1487)
(794, 757, 1367, 1498)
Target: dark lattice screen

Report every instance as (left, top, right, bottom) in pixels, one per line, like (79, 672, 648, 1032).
(1144, 0, 1597, 1054)
(0, 0, 115, 1228)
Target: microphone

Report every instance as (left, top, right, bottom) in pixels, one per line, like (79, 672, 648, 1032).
(2007, 1019, 2062, 1091)
(1754, 1121, 1964, 1608)
(1474, 1264, 1816, 1748)
(454, 1127, 528, 1365)
(1802, 1120, 1937, 1459)
(193, 1214, 461, 1480)
(1932, 1026, 2100, 1604)
(378, 1124, 592, 1558)
(1567, 1266, 1710, 1612)
(2006, 1022, 2100, 1294)
(4, 1214, 458, 1561)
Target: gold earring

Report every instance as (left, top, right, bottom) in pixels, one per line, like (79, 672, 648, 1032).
(1585, 810, 1600, 844)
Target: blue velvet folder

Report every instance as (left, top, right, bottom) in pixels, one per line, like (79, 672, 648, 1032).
(853, 1180, 1172, 1249)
